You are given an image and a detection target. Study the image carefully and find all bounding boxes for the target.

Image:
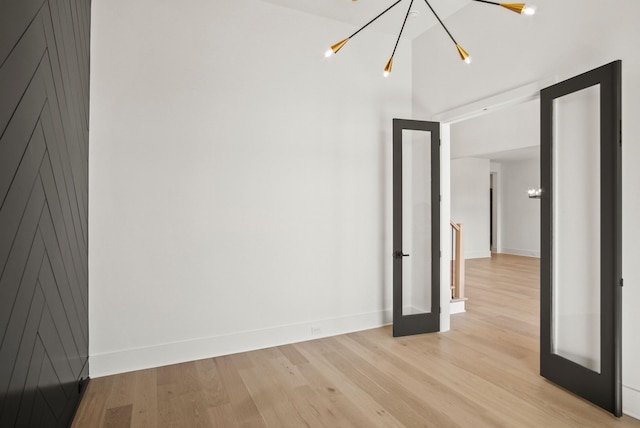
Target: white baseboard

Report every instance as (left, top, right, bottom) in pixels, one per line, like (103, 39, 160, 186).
(499, 248, 540, 258)
(90, 309, 392, 378)
(450, 300, 466, 314)
(624, 384, 640, 419)
(465, 250, 492, 259)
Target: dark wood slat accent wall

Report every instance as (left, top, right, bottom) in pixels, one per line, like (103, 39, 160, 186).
(0, 0, 90, 426)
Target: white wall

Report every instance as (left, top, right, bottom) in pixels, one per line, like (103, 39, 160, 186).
(450, 158, 490, 259)
(413, 0, 640, 417)
(498, 158, 540, 257)
(89, 0, 412, 376)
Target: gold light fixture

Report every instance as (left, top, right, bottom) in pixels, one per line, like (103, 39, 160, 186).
(325, 0, 404, 58)
(422, 0, 472, 65)
(456, 44, 471, 64)
(325, 0, 536, 76)
(473, 1, 537, 15)
(384, 57, 394, 77)
(384, 0, 415, 77)
(325, 38, 350, 57)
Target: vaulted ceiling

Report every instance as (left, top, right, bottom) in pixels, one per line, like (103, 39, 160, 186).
(258, 0, 471, 39)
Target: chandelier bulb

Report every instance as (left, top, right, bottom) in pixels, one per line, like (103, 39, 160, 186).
(499, 3, 537, 15)
(456, 45, 471, 64)
(325, 38, 350, 58)
(499, 3, 525, 14)
(384, 57, 394, 77)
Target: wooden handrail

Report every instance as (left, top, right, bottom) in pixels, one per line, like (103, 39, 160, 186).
(450, 221, 465, 301)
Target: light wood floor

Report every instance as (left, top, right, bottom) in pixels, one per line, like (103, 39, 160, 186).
(73, 254, 640, 427)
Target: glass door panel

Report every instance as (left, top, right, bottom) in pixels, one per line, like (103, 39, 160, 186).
(552, 85, 601, 373)
(402, 130, 432, 316)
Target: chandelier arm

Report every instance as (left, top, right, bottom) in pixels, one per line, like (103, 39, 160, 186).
(422, 0, 458, 46)
(469, 0, 501, 5)
(349, 0, 405, 39)
(390, 0, 415, 58)
(470, 1, 533, 15)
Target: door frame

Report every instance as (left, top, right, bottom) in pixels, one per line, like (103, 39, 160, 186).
(540, 60, 622, 416)
(392, 119, 441, 337)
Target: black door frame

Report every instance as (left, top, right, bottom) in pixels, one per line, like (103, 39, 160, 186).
(540, 60, 622, 416)
(392, 118, 441, 337)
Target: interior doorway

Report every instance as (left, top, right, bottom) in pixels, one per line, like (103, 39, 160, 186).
(448, 98, 541, 266)
(442, 87, 543, 326)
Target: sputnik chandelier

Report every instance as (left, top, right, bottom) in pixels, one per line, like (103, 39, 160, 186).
(325, 1, 536, 77)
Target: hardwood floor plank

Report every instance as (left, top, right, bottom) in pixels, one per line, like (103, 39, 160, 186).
(247, 350, 361, 427)
(295, 340, 406, 428)
(339, 333, 504, 428)
(104, 404, 132, 428)
(208, 403, 240, 428)
(70, 377, 115, 427)
(130, 368, 158, 427)
(215, 356, 266, 428)
(104, 371, 137, 414)
(297, 362, 380, 427)
(236, 350, 312, 427)
(70, 378, 109, 427)
(156, 362, 213, 428)
(193, 358, 229, 408)
(276, 344, 308, 366)
(175, 363, 214, 428)
(322, 337, 462, 428)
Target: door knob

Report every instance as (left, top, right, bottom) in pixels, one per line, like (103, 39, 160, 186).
(393, 251, 410, 259)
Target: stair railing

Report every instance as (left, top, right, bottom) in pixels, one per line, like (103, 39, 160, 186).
(450, 221, 465, 301)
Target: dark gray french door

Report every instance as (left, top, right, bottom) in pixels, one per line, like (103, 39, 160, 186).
(540, 61, 622, 416)
(392, 119, 440, 337)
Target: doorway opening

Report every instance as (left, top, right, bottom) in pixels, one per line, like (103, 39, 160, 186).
(447, 96, 542, 319)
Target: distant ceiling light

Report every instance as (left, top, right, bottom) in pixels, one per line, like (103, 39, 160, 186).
(528, 188, 543, 199)
(325, 0, 536, 76)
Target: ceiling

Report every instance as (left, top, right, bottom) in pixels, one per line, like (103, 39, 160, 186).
(258, 0, 472, 40)
(478, 146, 540, 162)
